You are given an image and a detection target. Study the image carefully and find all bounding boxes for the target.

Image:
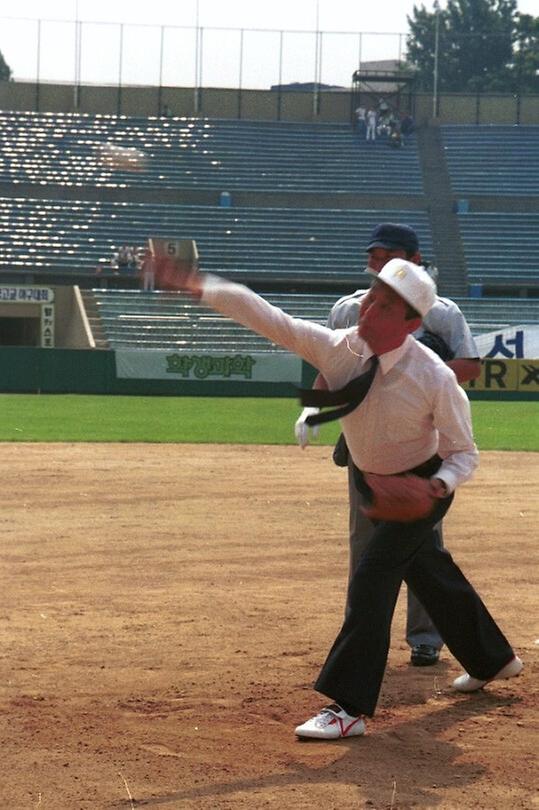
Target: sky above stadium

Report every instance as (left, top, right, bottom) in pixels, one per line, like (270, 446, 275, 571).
(6, 0, 538, 32)
(2, 0, 538, 88)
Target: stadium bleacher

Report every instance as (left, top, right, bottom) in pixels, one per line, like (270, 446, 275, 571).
(457, 212, 539, 288)
(441, 125, 539, 196)
(0, 197, 433, 285)
(89, 289, 335, 351)
(0, 111, 423, 194)
(0, 109, 537, 351)
(88, 288, 539, 351)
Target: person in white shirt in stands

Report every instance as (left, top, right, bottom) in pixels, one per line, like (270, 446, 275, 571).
(354, 106, 366, 138)
(365, 108, 377, 142)
(156, 255, 523, 741)
(140, 247, 156, 292)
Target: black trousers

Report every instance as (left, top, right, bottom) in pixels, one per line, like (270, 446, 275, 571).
(314, 489, 515, 717)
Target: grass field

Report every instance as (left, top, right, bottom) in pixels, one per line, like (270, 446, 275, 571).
(0, 394, 537, 450)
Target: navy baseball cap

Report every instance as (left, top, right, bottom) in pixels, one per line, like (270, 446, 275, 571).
(366, 223, 419, 255)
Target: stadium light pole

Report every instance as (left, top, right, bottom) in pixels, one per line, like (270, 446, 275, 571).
(194, 0, 201, 113)
(238, 28, 244, 119)
(36, 18, 41, 110)
(277, 30, 284, 121)
(433, 0, 441, 119)
(313, 0, 320, 117)
(73, 0, 81, 110)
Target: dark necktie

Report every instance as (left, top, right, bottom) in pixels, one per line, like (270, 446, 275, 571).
(299, 356, 379, 426)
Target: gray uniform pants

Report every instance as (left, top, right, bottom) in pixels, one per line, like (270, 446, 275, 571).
(347, 459, 443, 650)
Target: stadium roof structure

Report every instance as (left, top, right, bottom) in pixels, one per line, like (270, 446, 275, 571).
(352, 63, 416, 113)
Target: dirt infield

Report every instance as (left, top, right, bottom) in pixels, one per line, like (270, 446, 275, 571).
(1, 443, 537, 809)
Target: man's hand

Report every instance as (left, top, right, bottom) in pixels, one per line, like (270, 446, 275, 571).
(294, 407, 320, 448)
(154, 256, 204, 296)
(294, 372, 328, 448)
(362, 473, 436, 523)
(429, 477, 450, 498)
(446, 358, 481, 384)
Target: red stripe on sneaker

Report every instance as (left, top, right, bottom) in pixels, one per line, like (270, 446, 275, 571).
(337, 716, 363, 737)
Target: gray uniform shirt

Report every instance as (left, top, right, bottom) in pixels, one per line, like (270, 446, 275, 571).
(327, 289, 479, 359)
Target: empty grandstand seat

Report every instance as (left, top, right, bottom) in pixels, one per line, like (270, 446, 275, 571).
(0, 197, 433, 284)
(0, 111, 423, 194)
(457, 211, 539, 288)
(93, 289, 339, 350)
(441, 125, 539, 196)
(90, 288, 539, 351)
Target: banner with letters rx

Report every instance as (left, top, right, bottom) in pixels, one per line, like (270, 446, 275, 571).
(462, 325, 539, 394)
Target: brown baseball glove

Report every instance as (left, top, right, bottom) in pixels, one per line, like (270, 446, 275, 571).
(361, 473, 436, 523)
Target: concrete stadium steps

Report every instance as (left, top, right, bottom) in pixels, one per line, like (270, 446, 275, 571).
(0, 197, 433, 285)
(87, 289, 539, 351)
(416, 124, 468, 298)
(441, 125, 539, 196)
(0, 111, 423, 194)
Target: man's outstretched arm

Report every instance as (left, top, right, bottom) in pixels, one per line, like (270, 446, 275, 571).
(155, 258, 338, 377)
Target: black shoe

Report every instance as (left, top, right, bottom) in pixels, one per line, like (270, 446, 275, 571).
(410, 644, 440, 667)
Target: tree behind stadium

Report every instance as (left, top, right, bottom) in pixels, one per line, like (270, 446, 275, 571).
(406, 0, 538, 93)
(0, 48, 12, 81)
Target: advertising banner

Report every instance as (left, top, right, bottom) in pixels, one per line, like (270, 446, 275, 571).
(0, 286, 54, 303)
(115, 349, 303, 384)
(474, 325, 539, 360)
(462, 358, 539, 393)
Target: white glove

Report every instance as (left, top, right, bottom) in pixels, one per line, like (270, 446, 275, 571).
(294, 407, 320, 449)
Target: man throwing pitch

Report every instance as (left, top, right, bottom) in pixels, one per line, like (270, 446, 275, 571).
(296, 223, 481, 667)
(156, 254, 522, 740)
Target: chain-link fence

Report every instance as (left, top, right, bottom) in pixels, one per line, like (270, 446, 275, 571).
(0, 16, 408, 90)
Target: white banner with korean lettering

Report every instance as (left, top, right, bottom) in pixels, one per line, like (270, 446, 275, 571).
(41, 304, 55, 348)
(474, 325, 539, 359)
(0, 286, 54, 303)
(115, 349, 303, 383)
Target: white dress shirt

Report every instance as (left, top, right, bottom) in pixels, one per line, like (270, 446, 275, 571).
(201, 275, 479, 493)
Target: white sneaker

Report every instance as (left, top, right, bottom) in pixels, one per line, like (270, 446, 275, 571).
(295, 704, 365, 739)
(452, 655, 523, 693)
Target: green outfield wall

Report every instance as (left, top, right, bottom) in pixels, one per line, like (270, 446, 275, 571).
(0, 347, 306, 397)
(0, 348, 537, 400)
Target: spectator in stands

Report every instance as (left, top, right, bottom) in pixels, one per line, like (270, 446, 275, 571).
(400, 114, 415, 145)
(111, 245, 129, 274)
(354, 106, 366, 138)
(110, 251, 120, 275)
(140, 248, 156, 292)
(365, 108, 377, 142)
(113, 245, 138, 275)
(94, 264, 107, 288)
(382, 112, 400, 148)
(127, 246, 138, 271)
(389, 129, 403, 149)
